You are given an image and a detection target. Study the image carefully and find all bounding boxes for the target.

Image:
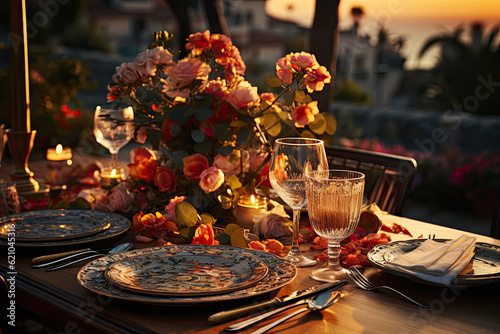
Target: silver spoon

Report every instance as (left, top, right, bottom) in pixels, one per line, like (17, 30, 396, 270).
(248, 290, 341, 334)
(226, 290, 341, 333)
(32, 242, 133, 269)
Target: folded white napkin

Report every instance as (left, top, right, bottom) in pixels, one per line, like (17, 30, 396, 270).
(385, 235, 476, 285)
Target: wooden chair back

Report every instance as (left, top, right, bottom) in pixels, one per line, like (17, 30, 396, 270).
(325, 145, 417, 216)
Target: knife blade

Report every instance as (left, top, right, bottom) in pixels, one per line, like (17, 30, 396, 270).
(208, 281, 346, 324)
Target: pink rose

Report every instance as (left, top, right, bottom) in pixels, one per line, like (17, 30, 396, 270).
(154, 166, 177, 193)
(287, 52, 319, 71)
(183, 153, 209, 180)
(303, 65, 331, 93)
(136, 126, 148, 144)
(115, 62, 140, 83)
(164, 196, 186, 215)
(276, 57, 293, 85)
(260, 92, 276, 103)
(107, 181, 136, 212)
(166, 58, 211, 87)
(199, 166, 225, 193)
(214, 150, 249, 176)
(225, 81, 259, 109)
(292, 101, 319, 127)
(206, 79, 228, 99)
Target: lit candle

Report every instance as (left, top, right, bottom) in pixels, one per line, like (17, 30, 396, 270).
(46, 144, 72, 161)
(234, 194, 269, 229)
(100, 167, 125, 188)
(46, 144, 73, 186)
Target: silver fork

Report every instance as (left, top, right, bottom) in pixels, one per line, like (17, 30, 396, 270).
(347, 267, 431, 308)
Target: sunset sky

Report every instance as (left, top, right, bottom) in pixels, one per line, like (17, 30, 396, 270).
(266, 0, 500, 69)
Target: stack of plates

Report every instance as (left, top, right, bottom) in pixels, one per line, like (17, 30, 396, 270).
(0, 209, 131, 247)
(76, 245, 298, 305)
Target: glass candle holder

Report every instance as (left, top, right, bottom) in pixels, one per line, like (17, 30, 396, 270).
(233, 194, 269, 229)
(100, 167, 125, 188)
(46, 144, 73, 186)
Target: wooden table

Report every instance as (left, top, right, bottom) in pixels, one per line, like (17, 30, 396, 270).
(1, 215, 499, 334)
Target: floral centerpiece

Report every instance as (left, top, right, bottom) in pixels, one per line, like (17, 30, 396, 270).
(64, 30, 336, 247)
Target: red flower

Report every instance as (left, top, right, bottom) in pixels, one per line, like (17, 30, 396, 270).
(154, 166, 177, 193)
(128, 147, 157, 183)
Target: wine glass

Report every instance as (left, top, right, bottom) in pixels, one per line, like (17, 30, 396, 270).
(94, 106, 135, 168)
(305, 170, 365, 282)
(269, 137, 328, 267)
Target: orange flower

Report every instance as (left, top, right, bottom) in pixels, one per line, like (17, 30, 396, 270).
(287, 52, 319, 71)
(292, 101, 319, 128)
(183, 153, 209, 180)
(225, 81, 259, 109)
(132, 211, 178, 239)
(191, 224, 219, 245)
(128, 147, 158, 183)
(276, 57, 293, 85)
(304, 66, 331, 93)
(186, 30, 211, 55)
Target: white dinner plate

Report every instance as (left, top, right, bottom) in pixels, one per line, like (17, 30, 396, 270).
(367, 239, 500, 286)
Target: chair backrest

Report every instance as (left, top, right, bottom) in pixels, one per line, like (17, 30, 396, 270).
(491, 187, 500, 239)
(325, 145, 417, 216)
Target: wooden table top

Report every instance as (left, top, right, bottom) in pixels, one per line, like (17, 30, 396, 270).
(1, 214, 499, 334)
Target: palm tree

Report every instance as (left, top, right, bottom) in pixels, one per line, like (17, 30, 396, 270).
(419, 24, 500, 115)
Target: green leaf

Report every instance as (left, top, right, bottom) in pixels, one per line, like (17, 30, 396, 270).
(226, 175, 242, 190)
(217, 194, 232, 209)
(231, 228, 248, 248)
(172, 150, 189, 166)
(179, 226, 195, 243)
(68, 198, 91, 210)
(200, 212, 216, 225)
(193, 93, 214, 108)
(229, 120, 249, 128)
(309, 113, 326, 135)
(213, 123, 230, 141)
(218, 145, 234, 156)
(194, 107, 214, 121)
(175, 201, 199, 227)
(194, 141, 213, 154)
(323, 112, 337, 135)
(283, 90, 295, 105)
(236, 127, 250, 146)
(191, 129, 205, 143)
(217, 232, 232, 245)
(224, 223, 243, 236)
(266, 77, 282, 88)
(170, 107, 194, 123)
(260, 113, 281, 137)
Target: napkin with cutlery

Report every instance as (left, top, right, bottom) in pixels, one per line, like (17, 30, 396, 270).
(385, 234, 476, 285)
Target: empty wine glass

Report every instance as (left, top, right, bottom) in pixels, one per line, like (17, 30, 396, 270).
(305, 170, 365, 282)
(94, 106, 135, 168)
(269, 137, 328, 267)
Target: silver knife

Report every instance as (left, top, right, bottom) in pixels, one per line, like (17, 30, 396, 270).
(208, 281, 346, 324)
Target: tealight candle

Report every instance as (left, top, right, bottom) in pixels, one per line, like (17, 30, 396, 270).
(100, 167, 125, 188)
(46, 144, 73, 186)
(46, 144, 72, 161)
(234, 194, 269, 229)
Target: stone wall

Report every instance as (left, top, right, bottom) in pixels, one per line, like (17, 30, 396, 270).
(331, 103, 500, 155)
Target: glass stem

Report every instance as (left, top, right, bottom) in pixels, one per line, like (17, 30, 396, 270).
(327, 239, 341, 270)
(288, 209, 302, 259)
(111, 153, 118, 169)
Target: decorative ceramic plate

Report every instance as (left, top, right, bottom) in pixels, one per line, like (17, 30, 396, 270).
(0, 210, 130, 247)
(367, 239, 500, 286)
(77, 245, 297, 305)
(0, 210, 113, 242)
(104, 248, 268, 296)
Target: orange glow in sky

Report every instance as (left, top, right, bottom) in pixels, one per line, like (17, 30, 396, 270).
(340, 0, 500, 20)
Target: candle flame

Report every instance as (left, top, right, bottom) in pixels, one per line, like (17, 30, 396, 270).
(111, 169, 117, 177)
(56, 144, 63, 154)
(251, 194, 256, 204)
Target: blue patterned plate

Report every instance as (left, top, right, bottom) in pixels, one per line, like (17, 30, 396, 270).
(0, 209, 130, 246)
(77, 245, 297, 305)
